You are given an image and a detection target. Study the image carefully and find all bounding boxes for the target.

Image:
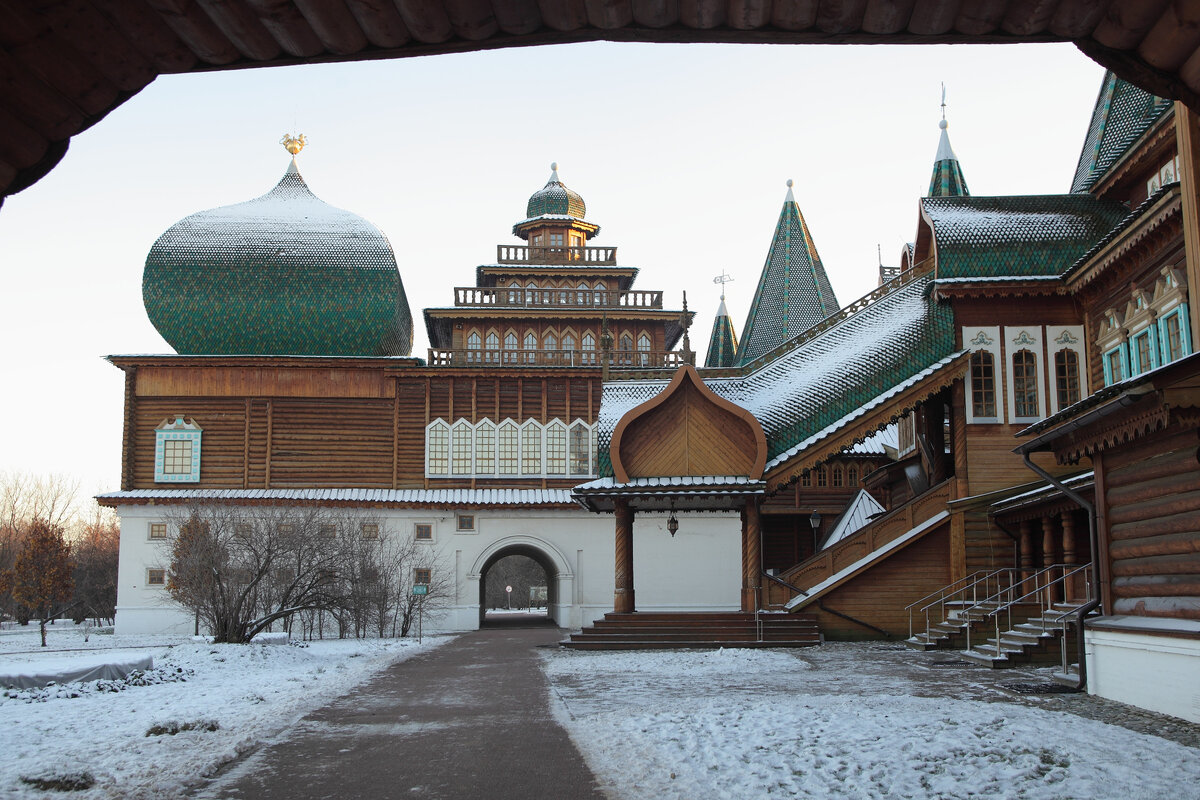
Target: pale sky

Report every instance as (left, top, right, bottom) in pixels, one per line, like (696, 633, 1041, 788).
(0, 41, 1105, 493)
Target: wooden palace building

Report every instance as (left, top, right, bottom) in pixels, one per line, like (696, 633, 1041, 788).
(102, 72, 1200, 723)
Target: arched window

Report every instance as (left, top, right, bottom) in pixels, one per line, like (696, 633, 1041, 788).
(637, 333, 651, 366)
(577, 282, 589, 305)
(832, 466, 843, 487)
(451, 420, 473, 475)
(847, 466, 859, 485)
(1012, 349, 1039, 418)
(801, 471, 811, 487)
(970, 351, 996, 418)
(569, 421, 590, 475)
(525, 280, 538, 306)
(619, 333, 633, 365)
(521, 422, 543, 475)
(466, 331, 481, 364)
(504, 331, 518, 364)
(544, 331, 558, 364)
(427, 421, 449, 476)
(816, 467, 828, 487)
(524, 331, 538, 364)
(582, 332, 596, 365)
(498, 421, 519, 475)
(594, 280, 606, 306)
(507, 280, 521, 305)
(475, 420, 496, 475)
(1054, 349, 1080, 410)
(562, 331, 577, 366)
(545, 421, 567, 475)
(485, 331, 499, 363)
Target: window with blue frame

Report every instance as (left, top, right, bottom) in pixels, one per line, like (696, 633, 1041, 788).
(154, 416, 202, 483)
(1158, 304, 1192, 364)
(1129, 327, 1158, 375)
(1103, 345, 1127, 386)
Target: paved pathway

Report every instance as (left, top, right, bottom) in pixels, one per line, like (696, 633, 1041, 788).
(198, 625, 605, 799)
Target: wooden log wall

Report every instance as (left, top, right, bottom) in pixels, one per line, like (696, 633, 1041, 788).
(963, 509, 1017, 574)
(1102, 422, 1200, 620)
(124, 363, 602, 490)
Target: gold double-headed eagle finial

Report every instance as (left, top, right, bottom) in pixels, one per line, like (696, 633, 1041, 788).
(280, 133, 307, 156)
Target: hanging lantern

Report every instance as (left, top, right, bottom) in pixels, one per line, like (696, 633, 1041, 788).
(667, 507, 679, 537)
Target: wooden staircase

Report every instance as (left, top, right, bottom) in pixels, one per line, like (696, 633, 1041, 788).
(562, 612, 821, 650)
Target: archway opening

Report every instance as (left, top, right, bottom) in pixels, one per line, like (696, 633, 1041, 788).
(479, 545, 557, 628)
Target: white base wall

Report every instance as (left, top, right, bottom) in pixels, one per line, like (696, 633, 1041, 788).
(1085, 627, 1200, 724)
(114, 504, 741, 636)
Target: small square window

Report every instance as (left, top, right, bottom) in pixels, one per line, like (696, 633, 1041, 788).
(147, 568, 166, 586)
(414, 568, 432, 586)
(456, 514, 475, 532)
(319, 523, 337, 539)
(235, 523, 252, 540)
(414, 523, 433, 541)
(148, 523, 167, 540)
(361, 523, 379, 540)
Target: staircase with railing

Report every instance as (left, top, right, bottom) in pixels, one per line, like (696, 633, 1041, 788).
(906, 564, 1098, 675)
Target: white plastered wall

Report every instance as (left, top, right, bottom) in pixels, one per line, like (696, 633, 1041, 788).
(114, 504, 741, 635)
(1085, 627, 1200, 724)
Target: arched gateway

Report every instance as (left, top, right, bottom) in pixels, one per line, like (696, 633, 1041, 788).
(470, 536, 573, 627)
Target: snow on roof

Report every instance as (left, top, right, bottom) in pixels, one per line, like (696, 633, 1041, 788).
(598, 271, 958, 475)
(844, 425, 897, 456)
(575, 476, 764, 494)
(97, 487, 578, 508)
(922, 195, 1129, 279)
(821, 490, 886, 550)
(1071, 71, 1172, 194)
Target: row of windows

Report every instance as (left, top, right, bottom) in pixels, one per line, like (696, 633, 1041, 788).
(969, 348, 1081, 420)
(464, 329, 652, 361)
(145, 566, 435, 587)
(800, 463, 877, 488)
(147, 519, 469, 542)
(1102, 305, 1191, 385)
(427, 418, 597, 478)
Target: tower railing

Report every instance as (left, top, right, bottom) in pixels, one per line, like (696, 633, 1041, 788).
(453, 287, 662, 309)
(496, 245, 617, 265)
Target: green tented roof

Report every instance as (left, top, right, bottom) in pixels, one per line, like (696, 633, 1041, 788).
(704, 298, 738, 368)
(922, 195, 1129, 279)
(1071, 71, 1172, 194)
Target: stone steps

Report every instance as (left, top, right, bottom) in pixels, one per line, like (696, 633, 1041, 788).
(563, 612, 821, 650)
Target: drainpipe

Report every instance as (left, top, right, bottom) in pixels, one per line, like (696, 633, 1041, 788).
(1019, 453, 1100, 692)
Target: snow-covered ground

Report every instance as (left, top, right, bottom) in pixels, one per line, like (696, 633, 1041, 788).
(0, 622, 448, 798)
(543, 644, 1200, 800)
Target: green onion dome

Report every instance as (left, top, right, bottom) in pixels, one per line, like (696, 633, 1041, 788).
(525, 162, 586, 220)
(143, 158, 412, 356)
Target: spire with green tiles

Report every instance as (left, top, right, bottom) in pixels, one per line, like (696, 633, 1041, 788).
(705, 275, 738, 368)
(1071, 71, 1172, 194)
(928, 87, 969, 198)
(734, 180, 838, 366)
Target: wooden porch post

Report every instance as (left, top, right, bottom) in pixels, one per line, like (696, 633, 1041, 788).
(1173, 101, 1200, 347)
(741, 498, 761, 612)
(1042, 515, 1059, 605)
(613, 499, 635, 613)
(1018, 520, 1034, 595)
(1061, 510, 1078, 601)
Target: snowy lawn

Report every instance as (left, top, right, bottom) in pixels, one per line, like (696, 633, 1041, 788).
(0, 624, 449, 798)
(543, 644, 1200, 800)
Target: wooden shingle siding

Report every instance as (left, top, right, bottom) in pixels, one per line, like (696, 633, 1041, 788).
(1104, 423, 1200, 619)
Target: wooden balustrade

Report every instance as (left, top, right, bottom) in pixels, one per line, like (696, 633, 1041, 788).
(454, 287, 663, 309)
(426, 347, 687, 369)
(775, 479, 954, 599)
(496, 244, 617, 265)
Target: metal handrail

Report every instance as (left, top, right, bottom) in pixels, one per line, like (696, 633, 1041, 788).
(962, 563, 1084, 653)
(905, 568, 1021, 641)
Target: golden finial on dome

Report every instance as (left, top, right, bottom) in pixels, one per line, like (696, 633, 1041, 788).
(280, 133, 307, 156)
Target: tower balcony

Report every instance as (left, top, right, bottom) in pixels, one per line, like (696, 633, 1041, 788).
(426, 348, 693, 369)
(454, 286, 663, 309)
(496, 244, 617, 265)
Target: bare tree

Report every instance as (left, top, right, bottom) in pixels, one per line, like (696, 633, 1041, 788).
(70, 505, 120, 625)
(0, 472, 80, 623)
(162, 504, 346, 644)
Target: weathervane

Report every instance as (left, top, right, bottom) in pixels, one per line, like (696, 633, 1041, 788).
(940, 83, 947, 121)
(713, 271, 734, 300)
(280, 133, 307, 156)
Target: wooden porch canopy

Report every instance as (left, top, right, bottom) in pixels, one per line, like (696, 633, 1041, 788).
(5, 2, 1200, 206)
(574, 364, 769, 612)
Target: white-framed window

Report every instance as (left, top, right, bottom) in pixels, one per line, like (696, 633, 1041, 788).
(963, 327, 1002, 423)
(504, 331, 518, 364)
(485, 331, 500, 363)
(425, 418, 599, 478)
(147, 568, 166, 587)
(148, 522, 168, 541)
(451, 420, 473, 475)
(523, 331, 538, 364)
(1004, 328, 1045, 423)
(466, 330, 481, 363)
(1097, 308, 1128, 387)
(1046, 326, 1085, 414)
(154, 416, 202, 483)
(427, 420, 450, 476)
(581, 332, 596, 365)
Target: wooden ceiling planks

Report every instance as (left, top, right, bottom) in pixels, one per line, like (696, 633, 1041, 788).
(8, 1, 1200, 203)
